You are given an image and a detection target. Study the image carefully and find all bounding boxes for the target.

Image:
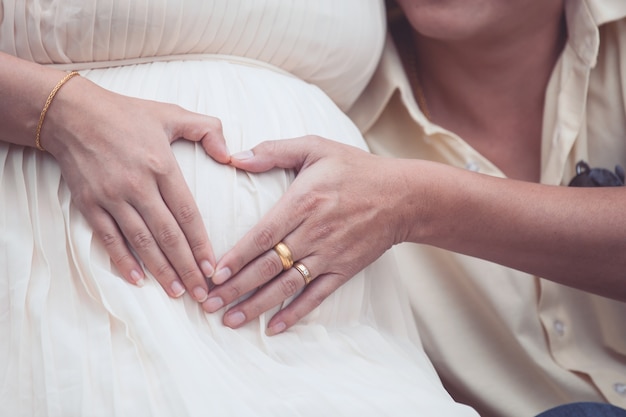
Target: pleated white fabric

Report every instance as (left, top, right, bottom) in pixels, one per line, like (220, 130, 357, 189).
(0, 1, 479, 416)
(1, 0, 385, 111)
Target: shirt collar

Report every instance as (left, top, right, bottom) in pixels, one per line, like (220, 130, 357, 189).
(347, 34, 413, 134)
(566, 0, 601, 68)
(586, 0, 626, 26)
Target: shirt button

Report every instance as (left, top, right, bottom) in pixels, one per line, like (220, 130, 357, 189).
(615, 383, 626, 395)
(553, 320, 566, 336)
(465, 161, 480, 172)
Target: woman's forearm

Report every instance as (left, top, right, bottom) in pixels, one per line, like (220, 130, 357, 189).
(0, 51, 72, 148)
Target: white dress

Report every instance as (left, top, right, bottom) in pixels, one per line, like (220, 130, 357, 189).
(0, 1, 478, 416)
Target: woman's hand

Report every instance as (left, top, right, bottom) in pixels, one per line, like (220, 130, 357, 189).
(204, 136, 408, 335)
(43, 75, 230, 303)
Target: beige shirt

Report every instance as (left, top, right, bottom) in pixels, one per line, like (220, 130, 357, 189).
(349, 1, 626, 416)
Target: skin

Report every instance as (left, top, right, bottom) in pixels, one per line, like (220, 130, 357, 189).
(400, 0, 566, 182)
(205, 0, 626, 335)
(0, 51, 230, 302)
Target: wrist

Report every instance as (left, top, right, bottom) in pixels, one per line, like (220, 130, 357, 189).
(35, 71, 81, 152)
(392, 159, 458, 246)
(39, 74, 94, 157)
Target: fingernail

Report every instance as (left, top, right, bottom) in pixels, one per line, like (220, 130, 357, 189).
(266, 321, 287, 336)
(200, 260, 214, 278)
(192, 286, 208, 303)
(130, 270, 145, 287)
(170, 281, 186, 297)
(231, 150, 254, 160)
(225, 311, 246, 327)
(213, 267, 231, 284)
(203, 296, 224, 312)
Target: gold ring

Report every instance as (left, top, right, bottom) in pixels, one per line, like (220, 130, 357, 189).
(293, 261, 313, 285)
(273, 242, 294, 270)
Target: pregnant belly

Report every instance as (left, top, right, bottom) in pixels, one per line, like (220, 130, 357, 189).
(80, 57, 368, 257)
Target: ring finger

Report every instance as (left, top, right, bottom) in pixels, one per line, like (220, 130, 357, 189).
(221, 257, 318, 329)
(111, 204, 186, 298)
(203, 239, 301, 313)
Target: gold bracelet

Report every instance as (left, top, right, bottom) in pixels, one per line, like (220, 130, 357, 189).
(35, 71, 80, 152)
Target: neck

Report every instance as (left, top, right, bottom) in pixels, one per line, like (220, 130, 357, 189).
(404, 4, 567, 181)
(414, 11, 566, 125)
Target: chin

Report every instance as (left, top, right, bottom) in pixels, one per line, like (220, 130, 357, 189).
(396, 0, 493, 41)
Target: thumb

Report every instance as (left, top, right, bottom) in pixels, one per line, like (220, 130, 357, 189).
(174, 112, 231, 164)
(230, 136, 317, 173)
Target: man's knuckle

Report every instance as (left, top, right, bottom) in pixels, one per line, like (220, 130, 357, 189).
(259, 256, 282, 279)
(296, 191, 325, 216)
(72, 190, 93, 209)
(248, 303, 265, 318)
(253, 227, 276, 252)
(226, 284, 242, 299)
(279, 276, 299, 298)
(311, 221, 334, 241)
(310, 290, 328, 309)
(97, 182, 120, 201)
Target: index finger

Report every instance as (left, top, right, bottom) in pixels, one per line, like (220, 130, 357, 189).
(159, 169, 216, 287)
(212, 191, 302, 285)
